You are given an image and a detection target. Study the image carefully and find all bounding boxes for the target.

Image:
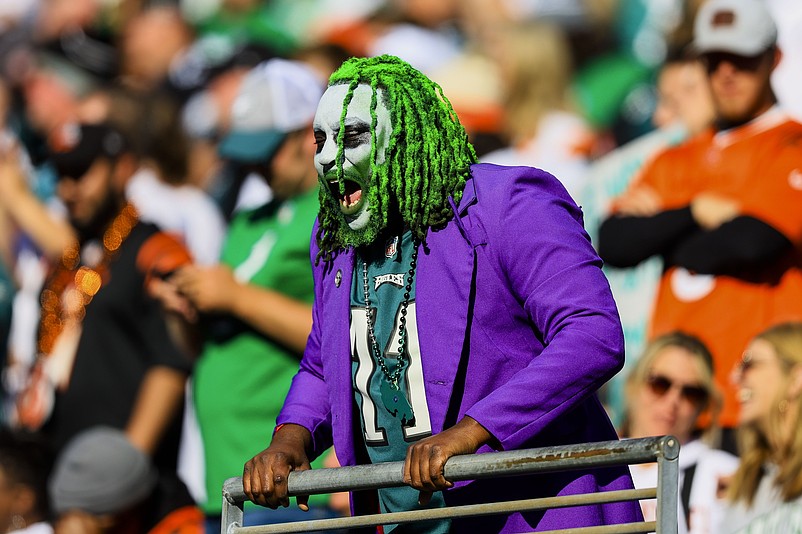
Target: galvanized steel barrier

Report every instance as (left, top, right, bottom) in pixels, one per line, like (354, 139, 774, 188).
(222, 435, 679, 534)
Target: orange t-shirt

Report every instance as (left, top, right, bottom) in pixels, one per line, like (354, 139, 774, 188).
(627, 109, 802, 427)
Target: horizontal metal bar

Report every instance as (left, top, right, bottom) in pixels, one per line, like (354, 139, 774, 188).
(225, 436, 677, 503)
(229, 488, 657, 533)
(531, 521, 658, 534)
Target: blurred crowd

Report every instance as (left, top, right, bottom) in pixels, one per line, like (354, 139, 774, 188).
(0, 0, 800, 532)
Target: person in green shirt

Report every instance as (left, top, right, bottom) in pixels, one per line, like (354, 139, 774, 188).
(168, 58, 341, 533)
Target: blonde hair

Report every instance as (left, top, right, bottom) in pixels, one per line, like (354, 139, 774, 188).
(494, 21, 574, 144)
(621, 332, 720, 441)
(729, 322, 802, 506)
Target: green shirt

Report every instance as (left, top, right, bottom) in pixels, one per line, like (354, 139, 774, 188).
(193, 187, 323, 514)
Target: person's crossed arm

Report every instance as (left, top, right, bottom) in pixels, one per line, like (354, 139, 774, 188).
(599, 187, 790, 274)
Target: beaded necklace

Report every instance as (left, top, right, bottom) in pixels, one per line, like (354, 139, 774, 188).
(37, 203, 139, 355)
(361, 240, 418, 420)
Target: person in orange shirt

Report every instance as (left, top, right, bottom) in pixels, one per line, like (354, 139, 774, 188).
(598, 0, 802, 452)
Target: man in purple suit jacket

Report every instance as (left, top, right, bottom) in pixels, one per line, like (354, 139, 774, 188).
(243, 55, 642, 532)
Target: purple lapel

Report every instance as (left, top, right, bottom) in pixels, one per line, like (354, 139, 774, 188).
(416, 212, 476, 433)
(320, 249, 358, 465)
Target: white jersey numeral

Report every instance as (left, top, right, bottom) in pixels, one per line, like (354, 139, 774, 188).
(351, 302, 433, 443)
(351, 308, 386, 444)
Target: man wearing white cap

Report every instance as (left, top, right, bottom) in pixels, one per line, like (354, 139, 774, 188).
(165, 59, 339, 531)
(599, 0, 802, 454)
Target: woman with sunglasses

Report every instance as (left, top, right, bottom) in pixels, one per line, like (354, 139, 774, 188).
(721, 322, 802, 532)
(622, 332, 738, 533)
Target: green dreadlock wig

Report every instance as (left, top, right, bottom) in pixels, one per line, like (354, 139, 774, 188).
(316, 54, 478, 263)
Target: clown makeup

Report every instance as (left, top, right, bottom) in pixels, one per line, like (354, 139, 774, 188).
(313, 83, 392, 246)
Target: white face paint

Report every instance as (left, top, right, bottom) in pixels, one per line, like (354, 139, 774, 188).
(313, 83, 392, 233)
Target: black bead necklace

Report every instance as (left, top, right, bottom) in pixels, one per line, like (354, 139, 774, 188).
(361, 241, 418, 420)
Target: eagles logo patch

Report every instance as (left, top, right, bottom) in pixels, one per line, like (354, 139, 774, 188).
(374, 273, 405, 290)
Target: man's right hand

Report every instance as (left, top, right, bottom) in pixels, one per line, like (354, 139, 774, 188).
(243, 424, 313, 510)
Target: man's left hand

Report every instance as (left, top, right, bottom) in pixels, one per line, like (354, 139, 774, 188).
(403, 416, 494, 505)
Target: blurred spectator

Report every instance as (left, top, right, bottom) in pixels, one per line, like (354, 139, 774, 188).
(579, 52, 715, 421)
(0, 429, 53, 533)
(369, 0, 462, 74)
(11, 123, 200, 532)
(166, 59, 342, 531)
(181, 64, 250, 192)
(119, 5, 195, 93)
(184, 0, 296, 58)
(622, 332, 737, 533)
(480, 20, 593, 199)
(650, 52, 716, 134)
(22, 57, 93, 145)
(181, 64, 275, 219)
(572, 0, 694, 148)
(723, 322, 802, 531)
(80, 88, 227, 266)
(1, 52, 100, 432)
(427, 50, 504, 158)
(49, 426, 158, 534)
(597, 0, 802, 449)
(0, 103, 76, 424)
(402, 1, 506, 158)
(76, 87, 227, 504)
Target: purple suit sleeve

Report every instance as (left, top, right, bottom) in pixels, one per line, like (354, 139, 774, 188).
(465, 168, 624, 451)
(276, 228, 334, 458)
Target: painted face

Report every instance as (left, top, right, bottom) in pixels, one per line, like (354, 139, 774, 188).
(313, 83, 392, 247)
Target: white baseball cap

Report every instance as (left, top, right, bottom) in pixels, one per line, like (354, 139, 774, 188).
(219, 58, 325, 164)
(693, 0, 777, 56)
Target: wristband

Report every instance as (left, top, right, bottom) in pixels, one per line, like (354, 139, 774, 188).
(273, 423, 286, 436)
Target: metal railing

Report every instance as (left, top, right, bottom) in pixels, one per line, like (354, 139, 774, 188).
(222, 435, 679, 534)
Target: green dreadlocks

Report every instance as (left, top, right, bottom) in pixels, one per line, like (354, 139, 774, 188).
(316, 55, 478, 263)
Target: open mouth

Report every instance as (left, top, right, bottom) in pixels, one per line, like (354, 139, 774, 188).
(327, 178, 365, 215)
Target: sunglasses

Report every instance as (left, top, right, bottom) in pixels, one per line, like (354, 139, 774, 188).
(701, 51, 768, 74)
(646, 374, 709, 407)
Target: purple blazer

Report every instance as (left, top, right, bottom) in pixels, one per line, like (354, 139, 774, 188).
(279, 164, 642, 531)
